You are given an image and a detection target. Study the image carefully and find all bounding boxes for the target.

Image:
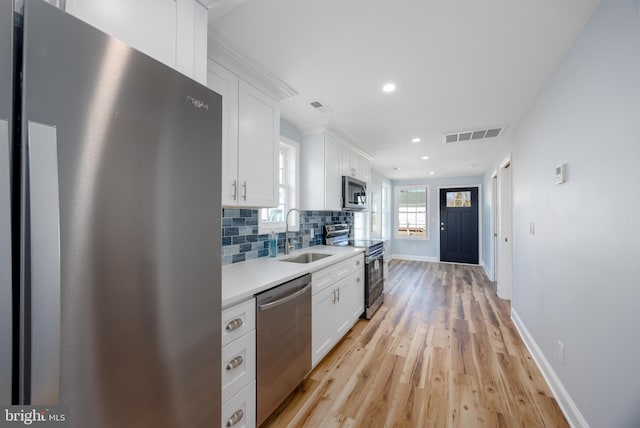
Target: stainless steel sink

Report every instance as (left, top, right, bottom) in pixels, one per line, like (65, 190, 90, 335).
(281, 253, 332, 264)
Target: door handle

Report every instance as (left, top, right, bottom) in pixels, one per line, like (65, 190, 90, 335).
(27, 121, 61, 405)
(0, 120, 11, 405)
(232, 180, 237, 201)
(241, 181, 247, 201)
(258, 283, 310, 311)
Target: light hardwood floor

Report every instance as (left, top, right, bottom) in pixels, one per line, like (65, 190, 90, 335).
(262, 260, 568, 428)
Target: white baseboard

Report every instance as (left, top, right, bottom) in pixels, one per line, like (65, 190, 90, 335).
(481, 260, 494, 281)
(511, 310, 589, 428)
(391, 254, 439, 262)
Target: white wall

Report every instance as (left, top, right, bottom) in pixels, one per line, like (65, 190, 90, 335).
(369, 168, 392, 240)
(280, 118, 302, 143)
(486, 1, 640, 426)
(392, 176, 483, 261)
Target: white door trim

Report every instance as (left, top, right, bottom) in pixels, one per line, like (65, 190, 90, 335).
(497, 155, 513, 300)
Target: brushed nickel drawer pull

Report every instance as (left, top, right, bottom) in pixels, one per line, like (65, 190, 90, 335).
(225, 318, 244, 332)
(226, 409, 244, 427)
(225, 355, 244, 370)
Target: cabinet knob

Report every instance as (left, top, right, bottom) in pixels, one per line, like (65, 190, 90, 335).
(225, 355, 244, 370)
(225, 318, 244, 332)
(226, 409, 244, 427)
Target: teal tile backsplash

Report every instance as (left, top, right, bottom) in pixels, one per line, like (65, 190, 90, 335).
(221, 209, 353, 265)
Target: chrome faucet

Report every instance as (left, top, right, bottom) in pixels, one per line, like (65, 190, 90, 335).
(284, 208, 302, 255)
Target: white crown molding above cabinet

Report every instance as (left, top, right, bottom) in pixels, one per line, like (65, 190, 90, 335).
(206, 0, 248, 22)
(207, 30, 298, 101)
(300, 120, 373, 160)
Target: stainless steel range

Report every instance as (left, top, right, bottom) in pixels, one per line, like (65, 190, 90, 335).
(324, 224, 385, 319)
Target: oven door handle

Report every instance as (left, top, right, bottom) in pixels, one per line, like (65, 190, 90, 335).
(366, 252, 384, 263)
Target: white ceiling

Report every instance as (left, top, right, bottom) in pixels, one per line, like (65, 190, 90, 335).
(209, 0, 599, 180)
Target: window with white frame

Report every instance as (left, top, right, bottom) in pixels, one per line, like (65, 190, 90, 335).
(259, 138, 299, 233)
(394, 185, 429, 239)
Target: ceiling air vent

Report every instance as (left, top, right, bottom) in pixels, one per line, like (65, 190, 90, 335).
(309, 99, 333, 114)
(444, 127, 503, 143)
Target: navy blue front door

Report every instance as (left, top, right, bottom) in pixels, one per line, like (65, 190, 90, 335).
(439, 187, 479, 264)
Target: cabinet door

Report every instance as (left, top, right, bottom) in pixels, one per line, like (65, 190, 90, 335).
(335, 270, 364, 337)
(312, 285, 337, 367)
(348, 269, 365, 323)
(207, 61, 239, 206)
(341, 145, 355, 177)
(238, 80, 279, 207)
(335, 276, 353, 338)
(324, 134, 343, 210)
(360, 156, 370, 184)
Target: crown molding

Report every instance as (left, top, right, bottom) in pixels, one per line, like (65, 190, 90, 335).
(207, 30, 298, 101)
(206, 0, 247, 21)
(300, 120, 373, 159)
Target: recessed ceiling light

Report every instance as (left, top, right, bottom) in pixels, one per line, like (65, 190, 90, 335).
(421, 156, 429, 160)
(393, 167, 401, 170)
(382, 83, 396, 93)
(429, 171, 435, 175)
(411, 138, 421, 143)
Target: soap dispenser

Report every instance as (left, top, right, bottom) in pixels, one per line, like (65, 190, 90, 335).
(269, 231, 277, 257)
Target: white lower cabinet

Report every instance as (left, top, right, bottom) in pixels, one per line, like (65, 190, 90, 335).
(311, 254, 364, 367)
(222, 380, 256, 428)
(222, 298, 256, 428)
(312, 285, 337, 365)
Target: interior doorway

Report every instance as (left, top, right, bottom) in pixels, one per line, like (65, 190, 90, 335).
(491, 172, 498, 281)
(497, 156, 513, 300)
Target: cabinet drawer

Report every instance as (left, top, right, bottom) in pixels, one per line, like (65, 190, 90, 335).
(349, 254, 364, 272)
(222, 380, 256, 428)
(311, 266, 334, 294)
(222, 298, 256, 346)
(222, 330, 256, 403)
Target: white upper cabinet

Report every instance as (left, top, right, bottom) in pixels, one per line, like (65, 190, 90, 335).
(237, 80, 279, 207)
(341, 144, 370, 183)
(341, 145, 359, 178)
(301, 130, 371, 211)
(207, 61, 239, 207)
(64, 0, 208, 83)
(208, 59, 279, 207)
(300, 131, 343, 211)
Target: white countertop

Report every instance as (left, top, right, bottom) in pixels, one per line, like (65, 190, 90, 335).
(222, 245, 365, 308)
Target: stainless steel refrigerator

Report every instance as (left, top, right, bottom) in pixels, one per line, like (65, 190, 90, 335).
(1, 1, 222, 426)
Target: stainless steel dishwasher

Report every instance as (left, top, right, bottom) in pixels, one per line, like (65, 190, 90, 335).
(256, 273, 312, 425)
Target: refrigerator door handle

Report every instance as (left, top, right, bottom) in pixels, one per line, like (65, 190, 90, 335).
(26, 121, 61, 405)
(0, 119, 11, 405)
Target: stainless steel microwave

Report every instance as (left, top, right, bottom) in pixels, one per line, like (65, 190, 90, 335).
(342, 176, 367, 210)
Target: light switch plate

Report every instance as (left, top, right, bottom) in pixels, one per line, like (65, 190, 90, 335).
(555, 163, 566, 184)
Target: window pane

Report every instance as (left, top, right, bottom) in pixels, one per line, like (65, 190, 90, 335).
(446, 191, 472, 207)
(396, 187, 427, 237)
